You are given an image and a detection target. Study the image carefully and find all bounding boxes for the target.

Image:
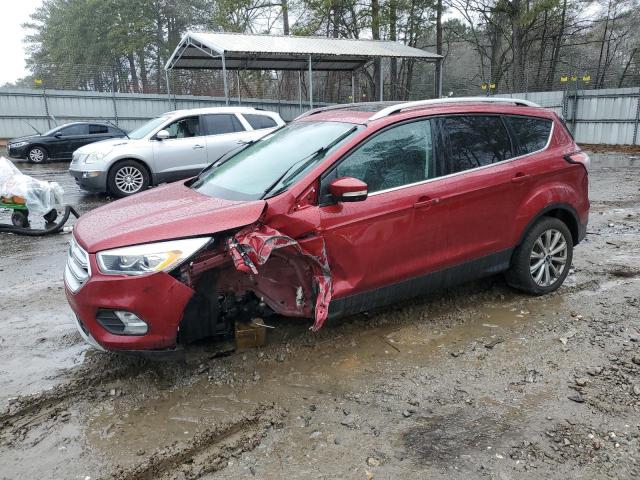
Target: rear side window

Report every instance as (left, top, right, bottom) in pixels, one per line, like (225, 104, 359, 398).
(506, 116, 552, 154)
(60, 124, 89, 136)
(243, 113, 277, 130)
(89, 124, 108, 134)
(202, 114, 244, 135)
(438, 115, 513, 176)
(336, 119, 433, 193)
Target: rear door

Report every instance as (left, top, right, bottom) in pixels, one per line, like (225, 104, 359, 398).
(202, 113, 248, 163)
(83, 124, 112, 146)
(431, 114, 518, 266)
(152, 115, 207, 182)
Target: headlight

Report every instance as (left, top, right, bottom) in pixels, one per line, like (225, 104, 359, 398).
(97, 237, 211, 276)
(84, 151, 109, 164)
(11, 141, 29, 148)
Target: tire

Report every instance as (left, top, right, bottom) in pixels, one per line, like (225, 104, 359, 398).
(107, 160, 150, 198)
(11, 210, 29, 228)
(505, 217, 573, 295)
(28, 146, 48, 164)
(43, 209, 58, 224)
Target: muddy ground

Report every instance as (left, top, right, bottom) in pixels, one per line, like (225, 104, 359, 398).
(0, 151, 639, 479)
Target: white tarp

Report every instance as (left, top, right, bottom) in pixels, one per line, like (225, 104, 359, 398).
(0, 157, 63, 214)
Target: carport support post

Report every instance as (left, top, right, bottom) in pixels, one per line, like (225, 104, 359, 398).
(237, 71, 241, 105)
(221, 53, 229, 106)
(308, 55, 313, 108)
(164, 70, 175, 110)
(379, 59, 384, 101)
(437, 59, 443, 98)
(351, 72, 355, 103)
(298, 71, 303, 115)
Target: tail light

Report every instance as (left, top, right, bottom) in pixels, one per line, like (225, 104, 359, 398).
(564, 151, 590, 170)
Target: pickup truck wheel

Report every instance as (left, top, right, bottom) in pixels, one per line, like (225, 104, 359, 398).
(108, 160, 149, 198)
(28, 146, 48, 164)
(506, 217, 573, 295)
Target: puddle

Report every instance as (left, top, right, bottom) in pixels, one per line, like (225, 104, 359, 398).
(85, 298, 562, 468)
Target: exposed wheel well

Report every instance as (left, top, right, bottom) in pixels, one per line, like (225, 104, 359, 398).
(544, 208, 579, 246)
(516, 205, 581, 251)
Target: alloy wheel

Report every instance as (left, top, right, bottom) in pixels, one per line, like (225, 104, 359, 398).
(529, 228, 568, 287)
(29, 148, 45, 163)
(114, 166, 144, 194)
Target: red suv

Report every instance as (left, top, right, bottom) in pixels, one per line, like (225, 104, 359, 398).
(64, 97, 589, 352)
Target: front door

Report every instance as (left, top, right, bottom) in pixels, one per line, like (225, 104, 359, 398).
(152, 115, 207, 182)
(318, 118, 448, 301)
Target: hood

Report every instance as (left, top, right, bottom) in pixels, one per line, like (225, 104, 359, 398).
(9, 135, 40, 143)
(73, 181, 266, 252)
(75, 137, 136, 154)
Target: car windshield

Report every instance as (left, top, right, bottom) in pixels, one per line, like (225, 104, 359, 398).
(42, 126, 62, 136)
(128, 116, 170, 139)
(192, 121, 360, 201)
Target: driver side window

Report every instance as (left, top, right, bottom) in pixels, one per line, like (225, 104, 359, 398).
(335, 119, 433, 194)
(164, 116, 201, 139)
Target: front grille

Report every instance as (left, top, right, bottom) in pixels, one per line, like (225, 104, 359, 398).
(64, 236, 90, 293)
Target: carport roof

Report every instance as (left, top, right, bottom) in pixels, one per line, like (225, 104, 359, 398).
(165, 31, 441, 72)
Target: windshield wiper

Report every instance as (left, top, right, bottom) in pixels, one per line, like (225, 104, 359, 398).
(261, 125, 358, 199)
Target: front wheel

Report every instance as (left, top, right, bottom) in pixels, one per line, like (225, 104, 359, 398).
(107, 160, 149, 198)
(28, 146, 48, 164)
(505, 217, 573, 295)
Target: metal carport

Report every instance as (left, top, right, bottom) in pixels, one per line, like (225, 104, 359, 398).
(165, 31, 442, 107)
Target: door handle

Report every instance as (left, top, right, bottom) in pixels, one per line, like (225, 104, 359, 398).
(511, 173, 530, 183)
(193, 144, 204, 149)
(413, 196, 440, 209)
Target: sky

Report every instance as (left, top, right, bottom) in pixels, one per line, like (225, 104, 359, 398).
(0, 0, 43, 85)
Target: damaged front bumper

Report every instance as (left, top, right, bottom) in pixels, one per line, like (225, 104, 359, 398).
(66, 224, 334, 352)
(65, 258, 195, 351)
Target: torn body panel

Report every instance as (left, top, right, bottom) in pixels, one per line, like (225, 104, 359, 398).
(179, 223, 333, 339)
(226, 224, 332, 331)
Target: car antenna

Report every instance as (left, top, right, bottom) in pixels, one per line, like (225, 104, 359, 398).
(23, 120, 41, 135)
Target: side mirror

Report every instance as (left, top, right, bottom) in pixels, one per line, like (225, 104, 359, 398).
(329, 177, 368, 203)
(54, 132, 63, 138)
(155, 129, 170, 141)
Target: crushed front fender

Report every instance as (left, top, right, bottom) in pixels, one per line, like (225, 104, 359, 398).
(227, 224, 332, 331)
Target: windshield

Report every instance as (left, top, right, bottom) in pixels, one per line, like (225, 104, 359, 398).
(42, 126, 62, 136)
(128, 116, 170, 139)
(192, 121, 360, 201)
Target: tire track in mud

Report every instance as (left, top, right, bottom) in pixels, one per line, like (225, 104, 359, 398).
(0, 356, 150, 442)
(108, 403, 284, 480)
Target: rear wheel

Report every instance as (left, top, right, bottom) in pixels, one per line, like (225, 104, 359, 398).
(28, 146, 48, 164)
(506, 217, 573, 295)
(108, 160, 149, 198)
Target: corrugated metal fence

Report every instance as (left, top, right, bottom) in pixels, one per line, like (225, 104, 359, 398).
(1, 86, 639, 145)
(0, 87, 317, 140)
(503, 87, 640, 145)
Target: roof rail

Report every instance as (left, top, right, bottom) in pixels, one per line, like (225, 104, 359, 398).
(293, 102, 376, 120)
(368, 96, 541, 121)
